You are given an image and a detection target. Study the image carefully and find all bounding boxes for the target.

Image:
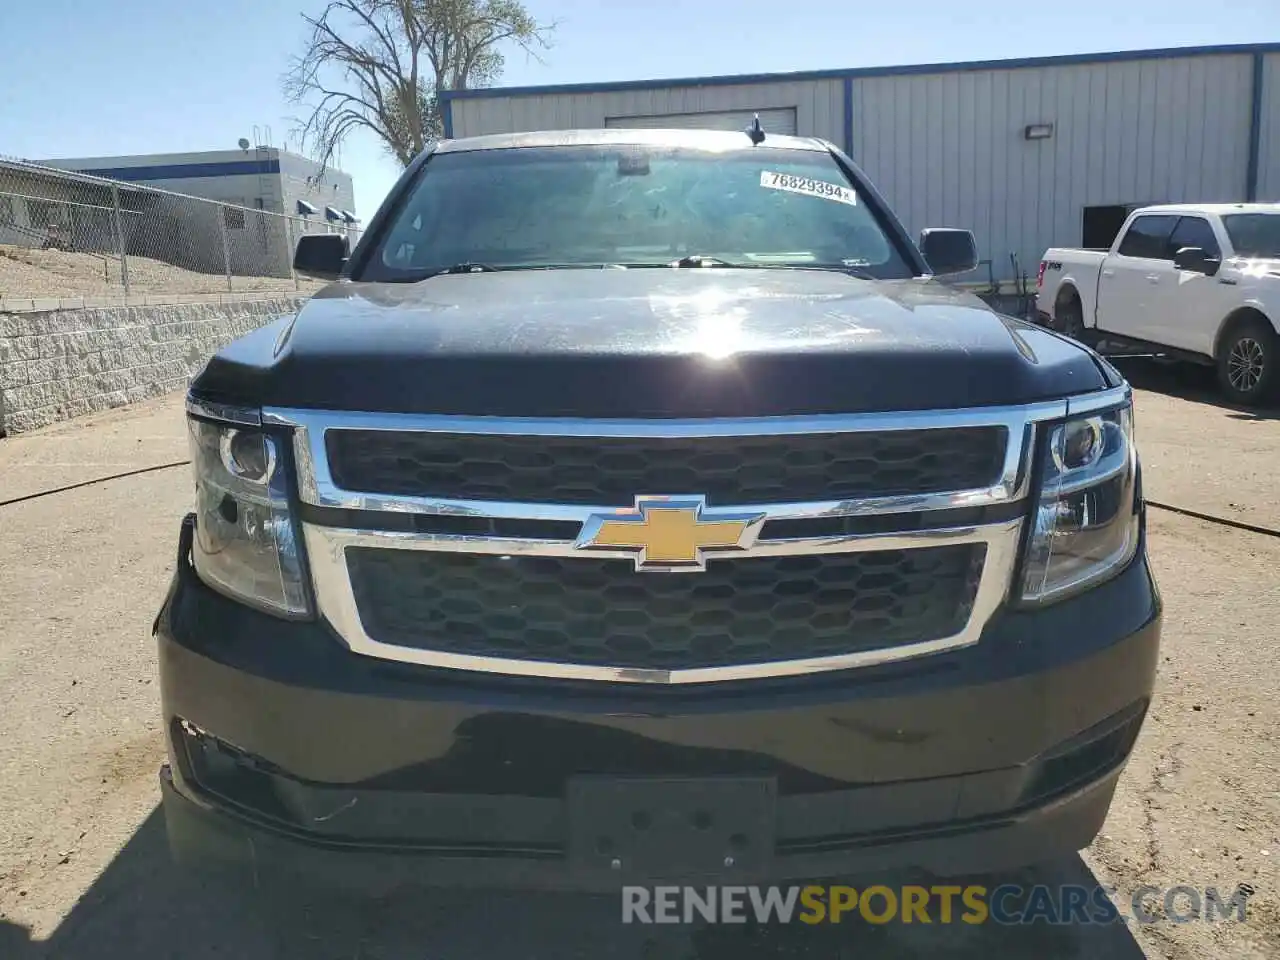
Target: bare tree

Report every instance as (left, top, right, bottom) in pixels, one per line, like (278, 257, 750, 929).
(284, 0, 553, 172)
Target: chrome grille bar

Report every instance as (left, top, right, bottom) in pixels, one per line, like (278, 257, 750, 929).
(265, 399, 1073, 518)
(303, 519, 1021, 684)
(262, 386, 1131, 684)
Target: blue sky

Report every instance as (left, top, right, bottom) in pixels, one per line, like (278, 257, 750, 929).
(1, 0, 1277, 216)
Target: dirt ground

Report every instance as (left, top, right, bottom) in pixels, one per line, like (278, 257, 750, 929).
(0, 244, 323, 299)
(0, 362, 1277, 959)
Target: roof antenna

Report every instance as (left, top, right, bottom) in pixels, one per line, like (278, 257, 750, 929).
(746, 114, 766, 145)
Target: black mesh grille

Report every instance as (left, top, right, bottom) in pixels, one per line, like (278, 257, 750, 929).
(346, 545, 985, 671)
(325, 428, 1008, 505)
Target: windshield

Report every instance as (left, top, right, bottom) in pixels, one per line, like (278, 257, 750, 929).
(361, 144, 917, 281)
(1222, 213, 1280, 259)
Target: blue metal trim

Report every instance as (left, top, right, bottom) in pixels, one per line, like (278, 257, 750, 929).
(441, 98, 454, 139)
(71, 159, 281, 181)
(842, 76, 854, 157)
(1246, 52, 1264, 202)
(438, 43, 1280, 103)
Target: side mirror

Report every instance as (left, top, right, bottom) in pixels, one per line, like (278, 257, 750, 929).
(919, 228, 979, 277)
(294, 233, 350, 281)
(1173, 246, 1220, 277)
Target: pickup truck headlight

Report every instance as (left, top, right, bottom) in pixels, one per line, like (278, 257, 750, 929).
(187, 416, 309, 616)
(1020, 403, 1139, 603)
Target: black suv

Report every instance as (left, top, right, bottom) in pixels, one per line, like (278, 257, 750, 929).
(156, 128, 1161, 892)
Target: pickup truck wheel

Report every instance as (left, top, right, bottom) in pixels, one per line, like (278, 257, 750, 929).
(1217, 319, 1277, 406)
(1055, 292, 1085, 340)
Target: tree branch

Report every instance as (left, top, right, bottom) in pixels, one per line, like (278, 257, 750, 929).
(283, 0, 554, 174)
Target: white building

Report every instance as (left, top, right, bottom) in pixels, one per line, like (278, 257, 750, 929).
(41, 147, 358, 227)
(440, 43, 1280, 286)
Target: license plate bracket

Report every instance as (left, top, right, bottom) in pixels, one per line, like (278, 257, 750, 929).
(566, 776, 776, 882)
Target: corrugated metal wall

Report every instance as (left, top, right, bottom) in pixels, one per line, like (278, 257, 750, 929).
(1258, 52, 1280, 201)
(449, 51, 1273, 283)
(851, 54, 1255, 282)
(451, 79, 844, 144)
(604, 107, 798, 135)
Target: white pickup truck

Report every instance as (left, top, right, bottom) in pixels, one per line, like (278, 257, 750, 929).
(1037, 203, 1280, 404)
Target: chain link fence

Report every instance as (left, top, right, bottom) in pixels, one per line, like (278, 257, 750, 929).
(0, 157, 358, 302)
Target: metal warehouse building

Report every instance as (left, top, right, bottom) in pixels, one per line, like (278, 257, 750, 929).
(41, 147, 359, 226)
(440, 43, 1280, 286)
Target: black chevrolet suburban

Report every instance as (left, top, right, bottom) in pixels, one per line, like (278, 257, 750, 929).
(157, 127, 1161, 892)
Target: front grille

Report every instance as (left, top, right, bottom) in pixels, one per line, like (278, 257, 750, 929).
(325, 427, 1008, 505)
(346, 544, 985, 671)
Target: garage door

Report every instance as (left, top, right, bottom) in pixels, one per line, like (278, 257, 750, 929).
(605, 108, 798, 136)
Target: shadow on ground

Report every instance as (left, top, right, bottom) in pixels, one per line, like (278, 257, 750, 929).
(1110, 355, 1280, 420)
(2, 807, 1152, 960)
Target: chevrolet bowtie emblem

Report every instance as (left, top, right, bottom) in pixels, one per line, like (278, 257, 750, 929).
(575, 496, 766, 572)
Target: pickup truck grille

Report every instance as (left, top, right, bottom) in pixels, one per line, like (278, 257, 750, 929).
(345, 545, 985, 671)
(324, 427, 1008, 504)
(266, 397, 1080, 683)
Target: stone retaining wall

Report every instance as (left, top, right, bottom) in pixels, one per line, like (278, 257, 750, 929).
(0, 296, 308, 435)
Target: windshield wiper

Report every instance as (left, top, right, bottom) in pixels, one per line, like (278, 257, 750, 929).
(383, 262, 499, 283)
(430, 262, 499, 276)
(395, 258, 876, 280)
(394, 262, 634, 282)
(601, 256, 742, 269)
(795, 262, 878, 280)
(670, 254, 739, 268)
(672, 257, 878, 279)
(657, 256, 875, 276)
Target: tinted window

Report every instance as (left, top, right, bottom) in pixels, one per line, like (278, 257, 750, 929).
(1222, 213, 1280, 258)
(362, 144, 916, 281)
(1167, 217, 1220, 258)
(1116, 215, 1177, 259)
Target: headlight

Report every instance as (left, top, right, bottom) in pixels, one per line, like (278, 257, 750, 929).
(1020, 403, 1139, 603)
(187, 416, 309, 616)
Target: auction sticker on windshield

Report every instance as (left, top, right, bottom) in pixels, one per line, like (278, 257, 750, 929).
(760, 171, 857, 206)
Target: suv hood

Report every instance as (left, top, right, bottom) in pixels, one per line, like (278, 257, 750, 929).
(193, 269, 1112, 417)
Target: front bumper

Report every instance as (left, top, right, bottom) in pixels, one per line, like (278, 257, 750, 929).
(157, 516, 1161, 892)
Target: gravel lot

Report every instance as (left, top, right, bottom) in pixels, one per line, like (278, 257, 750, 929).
(0, 364, 1277, 959)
